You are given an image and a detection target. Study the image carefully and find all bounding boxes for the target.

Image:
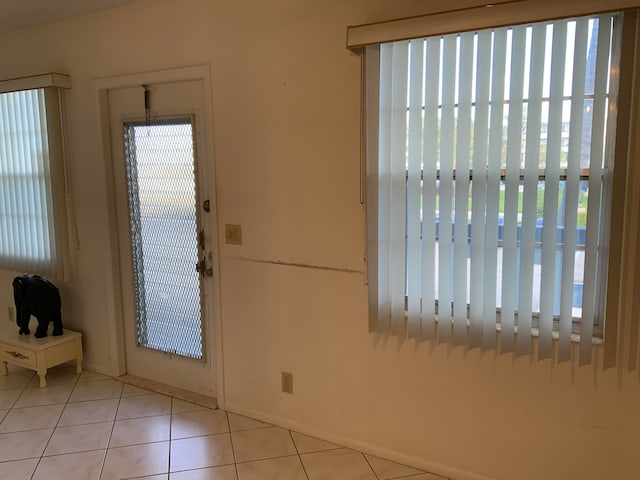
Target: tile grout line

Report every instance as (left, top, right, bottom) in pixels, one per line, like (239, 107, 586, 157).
(4, 369, 35, 411)
(97, 379, 125, 480)
(362, 451, 383, 480)
(224, 408, 240, 479)
(4, 369, 39, 480)
(287, 429, 311, 480)
(168, 396, 174, 477)
(30, 368, 81, 480)
(234, 452, 313, 466)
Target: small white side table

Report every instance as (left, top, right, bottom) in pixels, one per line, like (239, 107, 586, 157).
(0, 330, 83, 388)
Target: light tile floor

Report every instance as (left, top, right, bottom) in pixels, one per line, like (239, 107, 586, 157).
(0, 363, 448, 480)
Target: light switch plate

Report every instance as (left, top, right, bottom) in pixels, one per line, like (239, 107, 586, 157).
(225, 224, 242, 245)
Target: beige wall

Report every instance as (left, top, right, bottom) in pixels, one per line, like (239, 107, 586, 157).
(0, 1, 639, 479)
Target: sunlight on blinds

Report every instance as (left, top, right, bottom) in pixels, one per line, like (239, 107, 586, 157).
(0, 88, 58, 277)
(366, 13, 621, 363)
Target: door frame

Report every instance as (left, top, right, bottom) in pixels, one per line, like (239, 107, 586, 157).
(94, 66, 224, 402)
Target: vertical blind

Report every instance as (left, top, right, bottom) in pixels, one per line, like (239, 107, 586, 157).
(366, 13, 621, 363)
(0, 87, 65, 278)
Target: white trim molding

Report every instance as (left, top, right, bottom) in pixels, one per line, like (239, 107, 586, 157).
(0, 73, 71, 94)
(93, 65, 225, 403)
(346, 0, 640, 49)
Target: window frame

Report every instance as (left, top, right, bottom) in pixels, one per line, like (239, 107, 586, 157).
(360, 7, 640, 366)
(0, 73, 71, 280)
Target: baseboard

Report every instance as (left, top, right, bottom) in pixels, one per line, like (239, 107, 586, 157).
(224, 402, 494, 480)
(118, 373, 217, 409)
(79, 363, 218, 410)
(80, 361, 112, 376)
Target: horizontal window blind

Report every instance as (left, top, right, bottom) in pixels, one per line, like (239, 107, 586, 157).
(366, 13, 622, 363)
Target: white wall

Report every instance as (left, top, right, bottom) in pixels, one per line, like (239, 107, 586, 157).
(0, 1, 639, 479)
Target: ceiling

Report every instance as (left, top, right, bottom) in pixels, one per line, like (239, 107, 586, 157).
(0, 0, 142, 33)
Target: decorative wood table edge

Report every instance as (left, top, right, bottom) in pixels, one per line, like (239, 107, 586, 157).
(0, 329, 83, 388)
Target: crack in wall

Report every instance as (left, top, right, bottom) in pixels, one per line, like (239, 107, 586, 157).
(230, 256, 364, 275)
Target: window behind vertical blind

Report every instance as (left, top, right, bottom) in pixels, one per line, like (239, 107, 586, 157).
(0, 75, 70, 280)
(364, 13, 625, 364)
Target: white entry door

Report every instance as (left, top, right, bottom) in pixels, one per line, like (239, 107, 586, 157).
(108, 79, 218, 397)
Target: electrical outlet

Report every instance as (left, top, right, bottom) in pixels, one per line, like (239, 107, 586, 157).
(281, 371, 293, 394)
(225, 224, 242, 245)
(8, 306, 15, 323)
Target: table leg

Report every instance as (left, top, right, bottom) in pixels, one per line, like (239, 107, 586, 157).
(76, 359, 83, 375)
(37, 369, 47, 388)
(1, 361, 7, 376)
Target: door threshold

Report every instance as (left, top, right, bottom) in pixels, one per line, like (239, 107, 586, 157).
(118, 373, 218, 410)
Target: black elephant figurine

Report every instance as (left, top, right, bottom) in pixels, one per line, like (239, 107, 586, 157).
(12, 274, 63, 338)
